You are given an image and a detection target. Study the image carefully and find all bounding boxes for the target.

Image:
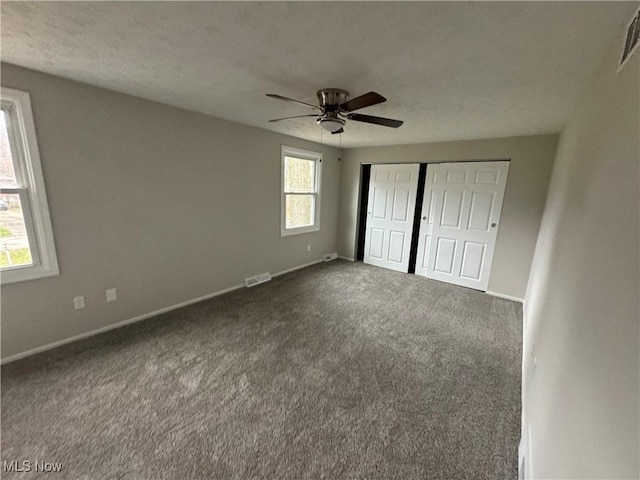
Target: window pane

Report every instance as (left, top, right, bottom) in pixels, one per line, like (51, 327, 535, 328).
(284, 157, 315, 192)
(285, 194, 314, 228)
(0, 111, 18, 188)
(0, 193, 33, 268)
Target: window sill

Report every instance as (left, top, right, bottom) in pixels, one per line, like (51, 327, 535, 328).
(281, 225, 320, 237)
(1, 264, 59, 285)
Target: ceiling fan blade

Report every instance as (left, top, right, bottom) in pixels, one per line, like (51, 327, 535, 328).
(266, 94, 321, 111)
(268, 114, 318, 123)
(348, 113, 403, 128)
(340, 92, 386, 112)
(331, 128, 344, 135)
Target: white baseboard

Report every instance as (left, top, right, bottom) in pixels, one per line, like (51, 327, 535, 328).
(272, 259, 323, 278)
(1, 258, 325, 365)
(338, 256, 354, 261)
(486, 290, 524, 303)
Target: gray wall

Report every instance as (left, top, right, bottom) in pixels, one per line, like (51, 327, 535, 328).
(338, 135, 558, 299)
(523, 39, 639, 478)
(1, 64, 340, 360)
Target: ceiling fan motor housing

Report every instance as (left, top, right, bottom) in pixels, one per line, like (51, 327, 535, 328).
(317, 88, 350, 108)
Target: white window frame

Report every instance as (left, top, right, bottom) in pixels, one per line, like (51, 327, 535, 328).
(280, 145, 322, 237)
(1, 87, 59, 284)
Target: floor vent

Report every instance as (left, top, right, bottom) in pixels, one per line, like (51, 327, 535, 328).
(323, 252, 338, 262)
(244, 272, 271, 288)
(619, 8, 639, 72)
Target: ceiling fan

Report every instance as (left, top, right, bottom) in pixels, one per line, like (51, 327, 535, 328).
(266, 89, 403, 134)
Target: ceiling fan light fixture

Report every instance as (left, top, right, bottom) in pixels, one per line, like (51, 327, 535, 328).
(318, 117, 345, 133)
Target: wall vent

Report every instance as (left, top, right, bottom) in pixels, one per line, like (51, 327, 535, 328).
(244, 272, 271, 287)
(619, 8, 640, 72)
(323, 252, 338, 262)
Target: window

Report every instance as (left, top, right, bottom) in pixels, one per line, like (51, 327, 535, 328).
(1, 88, 58, 284)
(281, 146, 322, 236)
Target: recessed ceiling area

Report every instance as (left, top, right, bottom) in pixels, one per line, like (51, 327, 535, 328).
(0, 1, 635, 148)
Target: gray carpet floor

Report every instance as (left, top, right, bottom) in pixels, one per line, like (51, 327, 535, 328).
(1, 260, 522, 479)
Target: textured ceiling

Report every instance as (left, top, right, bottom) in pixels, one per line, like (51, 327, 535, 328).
(1, 2, 635, 148)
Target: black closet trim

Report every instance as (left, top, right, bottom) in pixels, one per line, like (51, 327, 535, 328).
(408, 163, 427, 274)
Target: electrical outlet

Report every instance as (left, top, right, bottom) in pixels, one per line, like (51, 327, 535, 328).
(73, 296, 85, 310)
(307, 244, 311, 252)
(106, 288, 117, 302)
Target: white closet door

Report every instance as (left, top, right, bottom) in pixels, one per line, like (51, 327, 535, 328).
(415, 161, 509, 291)
(364, 164, 419, 273)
